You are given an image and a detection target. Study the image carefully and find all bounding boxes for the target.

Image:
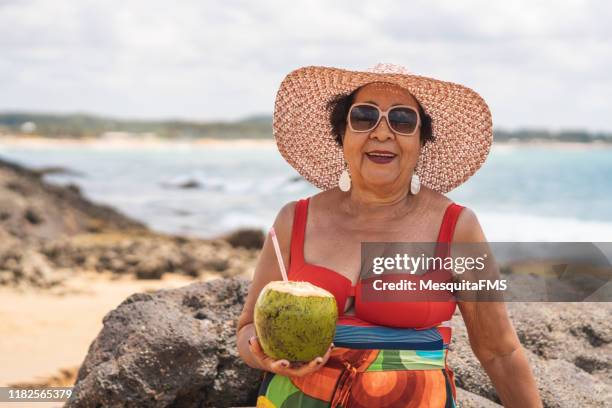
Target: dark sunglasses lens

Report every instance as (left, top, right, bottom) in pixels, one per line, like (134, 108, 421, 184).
(349, 105, 379, 131)
(389, 108, 418, 134)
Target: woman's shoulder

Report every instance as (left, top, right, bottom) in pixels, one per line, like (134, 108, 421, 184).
(453, 206, 486, 242)
(419, 186, 454, 212)
(295, 188, 340, 211)
(274, 200, 299, 228)
(274, 190, 328, 226)
(420, 186, 484, 241)
(270, 200, 300, 250)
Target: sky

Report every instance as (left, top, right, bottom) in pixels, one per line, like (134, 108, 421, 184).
(0, 0, 610, 131)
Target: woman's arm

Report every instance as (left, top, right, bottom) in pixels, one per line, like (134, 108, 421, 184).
(236, 201, 295, 369)
(454, 208, 542, 408)
(235, 201, 333, 376)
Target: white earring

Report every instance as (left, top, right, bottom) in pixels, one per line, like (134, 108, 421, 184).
(339, 169, 351, 192)
(410, 173, 420, 195)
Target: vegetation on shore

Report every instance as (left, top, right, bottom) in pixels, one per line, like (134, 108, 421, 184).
(0, 112, 272, 139)
(1, 112, 611, 143)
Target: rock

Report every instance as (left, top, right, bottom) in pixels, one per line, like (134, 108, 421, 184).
(66, 183, 82, 195)
(6, 233, 258, 287)
(202, 258, 230, 272)
(24, 207, 43, 225)
(20, 249, 54, 284)
(134, 258, 166, 279)
(67, 278, 261, 408)
(159, 177, 223, 190)
(0, 156, 146, 241)
(449, 303, 612, 407)
(67, 278, 612, 407)
(456, 388, 502, 407)
(0, 247, 60, 288)
(31, 165, 84, 177)
(177, 179, 201, 189)
(531, 357, 611, 407)
(0, 270, 12, 284)
(225, 229, 265, 250)
(505, 302, 612, 385)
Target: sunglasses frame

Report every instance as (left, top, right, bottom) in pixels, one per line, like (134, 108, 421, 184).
(347, 102, 421, 136)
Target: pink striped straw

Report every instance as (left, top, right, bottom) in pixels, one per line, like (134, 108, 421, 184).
(269, 227, 288, 281)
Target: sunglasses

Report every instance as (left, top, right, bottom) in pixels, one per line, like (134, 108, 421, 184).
(347, 103, 421, 136)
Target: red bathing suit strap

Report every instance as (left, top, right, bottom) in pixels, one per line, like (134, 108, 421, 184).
(435, 203, 465, 258)
(289, 198, 309, 267)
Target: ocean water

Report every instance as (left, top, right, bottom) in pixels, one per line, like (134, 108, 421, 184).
(1, 142, 611, 241)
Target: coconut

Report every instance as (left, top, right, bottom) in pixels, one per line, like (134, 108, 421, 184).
(254, 280, 338, 362)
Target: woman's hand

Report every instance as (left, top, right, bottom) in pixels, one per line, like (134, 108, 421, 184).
(248, 336, 333, 377)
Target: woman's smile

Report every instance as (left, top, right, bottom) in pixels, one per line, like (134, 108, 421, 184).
(364, 150, 397, 164)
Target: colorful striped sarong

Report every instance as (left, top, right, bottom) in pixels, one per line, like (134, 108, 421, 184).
(256, 316, 457, 408)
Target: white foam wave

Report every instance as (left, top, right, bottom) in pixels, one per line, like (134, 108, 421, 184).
(217, 212, 268, 232)
(478, 211, 612, 241)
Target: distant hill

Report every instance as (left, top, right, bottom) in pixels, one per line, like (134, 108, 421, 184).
(0, 112, 273, 139)
(493, 128, 612, 143)
(1, 112, 611, 143)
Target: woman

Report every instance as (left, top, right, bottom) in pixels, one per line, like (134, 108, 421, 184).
(236, 64, 542, 407)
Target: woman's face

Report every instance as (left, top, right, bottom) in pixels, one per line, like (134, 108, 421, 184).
(342, 82, 421, 193)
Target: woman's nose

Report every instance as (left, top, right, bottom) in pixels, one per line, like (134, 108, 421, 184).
(369, 116, 395, 141)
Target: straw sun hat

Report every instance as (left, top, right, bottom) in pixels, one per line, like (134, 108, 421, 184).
(273, 63, 493, 193)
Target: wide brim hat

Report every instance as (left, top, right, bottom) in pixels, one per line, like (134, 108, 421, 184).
(273, 63, 493, 193)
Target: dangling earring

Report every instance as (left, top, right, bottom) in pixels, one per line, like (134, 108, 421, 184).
(410, 173, 420, 195)
(339, 169, 351, 192)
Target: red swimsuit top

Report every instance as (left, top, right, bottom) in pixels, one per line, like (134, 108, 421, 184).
(288, 197, 465, 329)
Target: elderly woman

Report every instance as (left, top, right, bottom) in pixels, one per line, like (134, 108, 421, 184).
(236, 64, 541, 407)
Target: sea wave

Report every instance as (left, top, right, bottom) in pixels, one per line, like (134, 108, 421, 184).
(1, 144, 610, 242)
(201, 208, 612, 243)
(478, 211, 612, 242)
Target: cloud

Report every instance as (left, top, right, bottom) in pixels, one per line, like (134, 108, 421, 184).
(0, 0, 610, 131)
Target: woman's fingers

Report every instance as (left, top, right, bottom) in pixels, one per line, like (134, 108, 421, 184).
(270, 359, 291, 371)
(249, 336, 274, 366)
(322, 343, 334, 360)
(249, 337, 335, 377)
(280, 343, 335, 377)
(290, 356, 325, 376)
(248, 336, 267, 360)
(249, 336, 290, 371)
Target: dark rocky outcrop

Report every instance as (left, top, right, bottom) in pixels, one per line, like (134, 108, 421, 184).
(0, 157, 145, 243)
(0, 232, 259, 289)
(0, 157, 259, 289)
(68, 279, 611, 407)
(0, 247, 61, 288)
(448, 302, 612, 407)
(67, 278, 261, 408)
(455, 388, 502, 407)
(39, 235, 257, 280)
(224, 229, 265, 250)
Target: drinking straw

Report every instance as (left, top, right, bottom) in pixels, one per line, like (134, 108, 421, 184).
(269, 227, 288, 281)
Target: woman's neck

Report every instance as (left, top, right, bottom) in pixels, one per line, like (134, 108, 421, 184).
(341, 186, 419, 221)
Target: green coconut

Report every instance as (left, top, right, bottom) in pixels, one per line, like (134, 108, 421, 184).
(254, 280, 338, 362)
